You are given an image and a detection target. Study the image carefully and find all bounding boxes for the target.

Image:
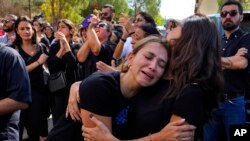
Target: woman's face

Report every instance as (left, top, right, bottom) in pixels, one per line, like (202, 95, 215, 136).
(166, 24, 182, 46)
(17, 21, 34, 41)
(57, 22, 72, 38)
(128, 42, 168, 87)
(131, 28, 146, 48)
(133, 14, 146, 27)
(45, 27, 53, 37)
(94, 22, 110, 41)
(33, 21, 42, 33)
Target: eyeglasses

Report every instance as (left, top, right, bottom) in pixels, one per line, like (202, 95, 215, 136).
(134, 18, 145, 23)
(2, 19, 13, 24)
(100, 12, 109, 17)
(220, 10, 238, 18)
(95, 23, 107, 28)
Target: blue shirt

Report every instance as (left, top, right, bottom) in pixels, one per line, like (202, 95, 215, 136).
(0, 45, 31, 140)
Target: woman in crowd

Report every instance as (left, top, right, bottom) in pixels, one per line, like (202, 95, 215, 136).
(47, 19, 81, 125)
(114, 11, 157, 61)
(79, 36, 196, 141)
(33, 19, 50, 49)
(44, 23, 55, 45)
(96, 24, 160, 72)
(164, 19, 178, 36)
(12, 16, 49, 141)
(82, 14, 224, 141)
(76, 16, 115, 80)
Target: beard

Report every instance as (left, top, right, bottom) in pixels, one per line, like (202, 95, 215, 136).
(3, 27, 14, 32)
(101, 16, 112, 22)
(222, 20, 239, 31)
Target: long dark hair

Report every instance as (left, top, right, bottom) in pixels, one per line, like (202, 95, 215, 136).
(13, 16, 38, 46)
(165, 14, 224, 114)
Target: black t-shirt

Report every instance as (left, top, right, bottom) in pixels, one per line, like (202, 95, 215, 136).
(48, 40, 81, 86)
(221, 29, 250, 93)
(173, 83, 206, 140)
(80, 71, 132, 139)
(14, 44, 48, 89)
(127, 79, 175, 139)
(78, 41, 115, 80)
(80, 73, 175, 140)
(0, 46, 31, 140)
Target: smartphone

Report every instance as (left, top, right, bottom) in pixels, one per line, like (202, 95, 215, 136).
(80, 15, 92, 28)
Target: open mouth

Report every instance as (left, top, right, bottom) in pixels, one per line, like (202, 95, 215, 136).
(142, 71, 153, 80)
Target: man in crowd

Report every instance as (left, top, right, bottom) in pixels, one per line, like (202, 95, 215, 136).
(100, 4, 116, 23)
(204, 1, 250, 141)
(0, 44, 31, 141)
(0, 14, 17, 45)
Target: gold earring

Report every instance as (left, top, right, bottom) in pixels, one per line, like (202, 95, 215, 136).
(128, 64, 131, 68)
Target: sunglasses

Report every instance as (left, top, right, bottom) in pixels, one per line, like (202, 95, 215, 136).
(134, 18, 145, 23)
(220, 10, 238, 18)
(100, 12, 109, 17)
(95, 23, 107, 28)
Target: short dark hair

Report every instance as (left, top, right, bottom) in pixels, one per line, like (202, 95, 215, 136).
(220, 1, 243, 15)
(103, 4, 115, 13)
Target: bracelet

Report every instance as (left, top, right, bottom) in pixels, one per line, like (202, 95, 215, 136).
(120, 38, 126, 42)
(36, 61, 41, 66)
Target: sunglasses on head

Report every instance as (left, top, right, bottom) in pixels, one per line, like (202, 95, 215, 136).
(220, 10, 238, 18)
(95, 23, 107, 28)
(134, 18, 145, 23)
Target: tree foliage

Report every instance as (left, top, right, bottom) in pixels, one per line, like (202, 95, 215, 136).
(40, 0, 85, 26)
(0, 0, 164, 27)
(128, 0, 162, 25)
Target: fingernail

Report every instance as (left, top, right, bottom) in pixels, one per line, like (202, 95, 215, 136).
(89, 113, 93, 118)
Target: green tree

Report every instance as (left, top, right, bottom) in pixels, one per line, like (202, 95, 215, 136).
(40, 0, 85, 26)
(80, 0, 129, 21)
(129, 0, 162, 25)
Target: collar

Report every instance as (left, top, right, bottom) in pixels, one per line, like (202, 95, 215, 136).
(223, 28, 245, 40)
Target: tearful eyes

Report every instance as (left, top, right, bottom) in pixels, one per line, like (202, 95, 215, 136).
(144, 54, 166, 69)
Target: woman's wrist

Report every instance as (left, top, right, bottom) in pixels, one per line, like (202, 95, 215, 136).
(120, 38, 126, 42)
(36, 61, 41, 66)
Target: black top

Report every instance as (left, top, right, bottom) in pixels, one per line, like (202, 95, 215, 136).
(48, 40, 81, 88)
(0, 45, 31, 140)
(14, 44, 48, 89)
(78, 41, 115, 80)
(79, 72, 175, 140)
(127, 79, 175, 139)
(79, 72, 133, 139)
(221, 29, 250, 94)
(79, 72, 207, 140)
(173, 83, 207, 140)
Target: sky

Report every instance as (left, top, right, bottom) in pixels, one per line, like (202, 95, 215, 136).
(160, 0, 195, 20)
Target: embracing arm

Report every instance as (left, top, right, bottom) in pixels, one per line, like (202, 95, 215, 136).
(66, 81, 81, 121)
(82, 115, 195, 141)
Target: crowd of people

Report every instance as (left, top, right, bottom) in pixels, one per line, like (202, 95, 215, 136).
(0, 1, 250, 141)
